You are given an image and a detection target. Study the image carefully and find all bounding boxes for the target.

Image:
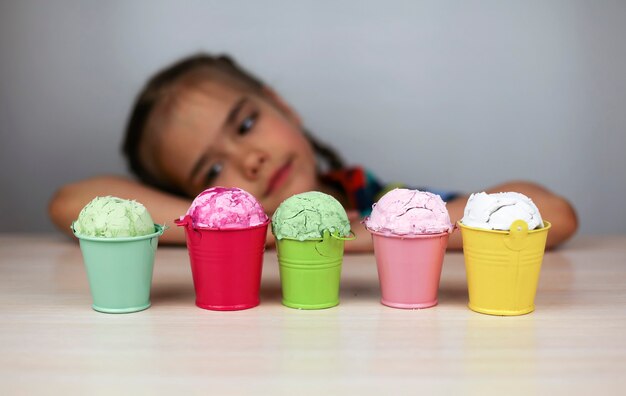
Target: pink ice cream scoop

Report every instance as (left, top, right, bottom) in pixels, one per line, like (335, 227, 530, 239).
(183, 187, 269, 229)
(365, 188, 453, 235)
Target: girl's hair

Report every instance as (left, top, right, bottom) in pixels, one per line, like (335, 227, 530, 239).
(122, 53, 344, 196)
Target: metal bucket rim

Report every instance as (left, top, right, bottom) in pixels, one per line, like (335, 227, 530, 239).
(72, 223, 165, 242)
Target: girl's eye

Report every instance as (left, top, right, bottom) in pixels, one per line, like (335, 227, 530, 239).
(238, 112, 258, 135)
(204, 163, 223, 185)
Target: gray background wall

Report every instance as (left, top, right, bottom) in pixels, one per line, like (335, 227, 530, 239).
(1, 0, 625, 234)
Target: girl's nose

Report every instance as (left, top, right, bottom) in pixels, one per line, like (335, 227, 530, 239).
(242, 150, 268, 179)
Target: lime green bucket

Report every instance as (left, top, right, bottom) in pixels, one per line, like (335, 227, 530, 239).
(73, 224, 164, 313)
(276, 231, 352, 310)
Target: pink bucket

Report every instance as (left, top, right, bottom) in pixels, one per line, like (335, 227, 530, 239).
(369, 230, 449, 309)
(175, 215, 269, 311)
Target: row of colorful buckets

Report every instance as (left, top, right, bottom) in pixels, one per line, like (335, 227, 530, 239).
(75, 219, 551, 316)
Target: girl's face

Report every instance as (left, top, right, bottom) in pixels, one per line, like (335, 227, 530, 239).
(142, 79, 318, 213)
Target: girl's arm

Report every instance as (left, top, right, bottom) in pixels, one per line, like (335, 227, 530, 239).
(49, 178, 373, 250)
(48, 175, 191, 245)
(446, 181, 578, 250)
(341, 180, 578, 253)
(50, 179, 575, 251)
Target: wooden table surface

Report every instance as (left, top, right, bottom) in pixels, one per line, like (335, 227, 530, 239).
(1, 234, 625, 394)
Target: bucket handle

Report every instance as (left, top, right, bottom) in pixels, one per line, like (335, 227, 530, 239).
(174, 215, 191, 228)
(174, 215, 203, 239)
(504, 219, 530, 251)
(330, 231, 356, 241)
(150, 224, 167, 249)
(313, 230, 353, 257)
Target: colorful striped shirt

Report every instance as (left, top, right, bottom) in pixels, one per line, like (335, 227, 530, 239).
(321, 166, 460, 217)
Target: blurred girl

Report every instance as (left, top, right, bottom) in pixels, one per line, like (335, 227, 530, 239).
(49, 54, 578, 251)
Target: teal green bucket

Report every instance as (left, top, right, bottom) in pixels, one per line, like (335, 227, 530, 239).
(73, 224, 164, 313)
(276, 231, 351, 310)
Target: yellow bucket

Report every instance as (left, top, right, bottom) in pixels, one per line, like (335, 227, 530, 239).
(458, 220, 551, 316)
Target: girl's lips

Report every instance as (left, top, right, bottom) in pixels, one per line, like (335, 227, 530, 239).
(264, 158, 293, 197)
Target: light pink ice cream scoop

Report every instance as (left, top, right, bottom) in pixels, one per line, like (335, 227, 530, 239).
(365, 188, 453, 235)
(183, 187, 269, 229)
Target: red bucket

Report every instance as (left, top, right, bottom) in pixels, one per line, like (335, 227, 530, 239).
(176, 215, 269, 311)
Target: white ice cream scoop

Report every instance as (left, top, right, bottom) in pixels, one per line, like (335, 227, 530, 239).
(461, 192, 544, 231)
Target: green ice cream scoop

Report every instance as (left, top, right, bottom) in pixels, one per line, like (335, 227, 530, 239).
(73, 196, 155, 238)
(271, 191, 351, 241)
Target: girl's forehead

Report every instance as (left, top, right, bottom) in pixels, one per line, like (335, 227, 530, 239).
(141, 80, 244, 188)
(170, 79, 241, 114)
(156, 82, 247, 138)
(158, 81, 237, 148)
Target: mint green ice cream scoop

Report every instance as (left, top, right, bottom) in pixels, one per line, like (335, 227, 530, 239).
(271, 191, 351, 241)
(73, 196, 155, 238)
